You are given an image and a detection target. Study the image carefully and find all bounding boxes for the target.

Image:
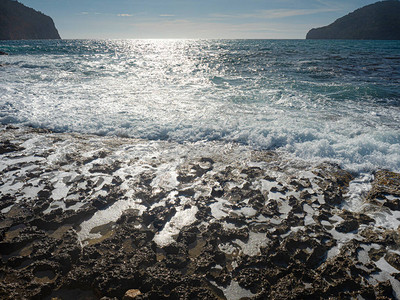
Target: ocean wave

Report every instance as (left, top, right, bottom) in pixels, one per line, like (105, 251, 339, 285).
(1, 39, 399, 174)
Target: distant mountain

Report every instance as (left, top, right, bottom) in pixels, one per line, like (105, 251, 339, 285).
(306, 0, 400, 40)
(0, 0, 61, 40)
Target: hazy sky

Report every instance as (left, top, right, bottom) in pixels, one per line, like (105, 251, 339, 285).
(19, 0, 379, 39)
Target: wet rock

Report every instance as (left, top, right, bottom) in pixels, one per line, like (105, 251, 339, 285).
(385, 252, 400, 271)
(261, 199, 279, 217)
(123, 289, 142, 299)
(313, 163, 354, 187)
(89, 162, 120, 174)
(116, 209, 142, 224)
(37, 189, 52, 200)
(241, 167, 264, 178)
(219, 228, 249, 243)
(375, 280, 396, 299)
(369, 247, 386, 262)
(83, 150, 109, 164)
(0, 194, 15, 211)
(142, 206, 176, 231)
(368, 170, 400, 199)
(177, 159, 213, 183)
(335, 219, 359, 233)
(313, 164, 353, 206)
(323, 189, 343, 206)
(355, 213, 374, 225)
(0, 140, 23, 154)
(211, 186, 224, 198)
(290, 178, 312, 190)
(383, 198, 400, 211)
(300, 190, 313, 200)
(199, 157, 214, 170)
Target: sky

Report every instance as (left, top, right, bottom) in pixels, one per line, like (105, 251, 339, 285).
(18, 0, 380, 39)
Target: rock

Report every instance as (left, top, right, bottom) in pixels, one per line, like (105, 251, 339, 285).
(0, 0, 61, 40)
(0, 141, 23, 154)
(0, 51, 8, 55)
(306, 0, 400, 40)
(385, 252, 400, 271)
(368, 170, 400, 200)
(122, 289, 142, 299)
(335, 220, 359, 233)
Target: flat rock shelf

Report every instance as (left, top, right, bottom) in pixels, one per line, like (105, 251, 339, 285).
(1, 125, 400, 299)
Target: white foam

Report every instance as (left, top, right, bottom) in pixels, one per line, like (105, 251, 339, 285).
(234, 232, 270, 256)
(77, 198, 146, 245)
(1, 205, 14, 214)
(209, 199, 229, 220)
(303, 203, 314, 215)
(358, 244, 380, 264)
(345, 172, 400, 232)
(374, 210, 400, 231)
(375, 257, 400, 274)
(222, 280, 256, 300)
(51, 181, 70, 201)
(326, 228, 364, 259)
(343, 173, 374, 212)
(304, 215, 316, 226)
(277, 199, 292, 215)
(372, 272, 400, 298)
(0, 180, 24, 193)
(236, 206, 257, 218)
(153, 206, 199, 247)
(151, 167, 179, 191)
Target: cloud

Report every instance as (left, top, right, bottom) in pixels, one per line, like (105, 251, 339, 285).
(128, 19, 311, 39)
(79, 11, 103, 16)
(79, 12, 134, 17)
(159, 14, 176, 17)
(210, 8, 340, 20)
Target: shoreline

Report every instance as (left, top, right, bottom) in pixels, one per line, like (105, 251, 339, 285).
(1, 125, 400, 299)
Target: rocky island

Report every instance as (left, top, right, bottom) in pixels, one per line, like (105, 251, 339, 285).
(306, 0, 400, 40)
(0, 0, 60, 40)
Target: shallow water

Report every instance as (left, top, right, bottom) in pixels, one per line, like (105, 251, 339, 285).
(1, 39, 399, 173)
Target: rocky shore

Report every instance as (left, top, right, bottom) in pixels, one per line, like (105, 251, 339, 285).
(1, 125, 400, 299)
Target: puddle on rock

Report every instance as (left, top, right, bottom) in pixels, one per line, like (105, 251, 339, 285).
(4, 224, 26, 240)
(188, 238, 207, 258)
(34, 269, 56, 284)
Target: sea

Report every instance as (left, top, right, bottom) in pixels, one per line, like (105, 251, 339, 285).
(1, 39, 400, 175)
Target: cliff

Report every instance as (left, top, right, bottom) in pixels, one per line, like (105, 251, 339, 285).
(306, 0, 400, 40)
(0, 0, 61, 40)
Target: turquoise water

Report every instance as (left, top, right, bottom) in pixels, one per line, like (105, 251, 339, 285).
(1, 39, 399, 173)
